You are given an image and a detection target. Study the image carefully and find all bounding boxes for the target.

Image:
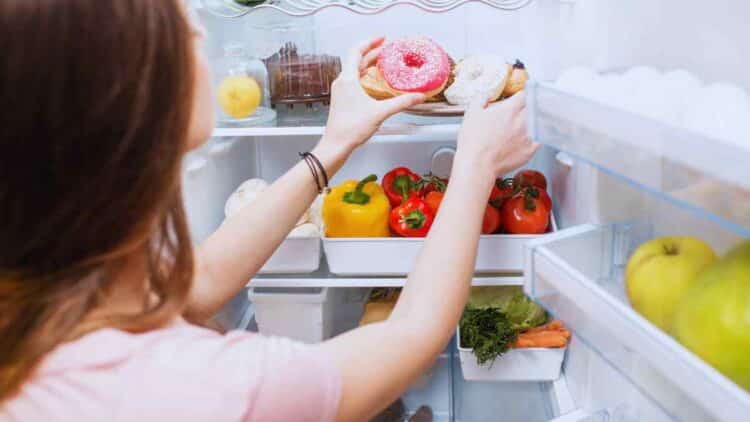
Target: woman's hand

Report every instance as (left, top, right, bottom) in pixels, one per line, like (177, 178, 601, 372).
(454, 92, 539, 181)
(319, 37, 426, 155)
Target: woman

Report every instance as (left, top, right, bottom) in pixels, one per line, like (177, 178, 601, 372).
(0, 1, 537, 421)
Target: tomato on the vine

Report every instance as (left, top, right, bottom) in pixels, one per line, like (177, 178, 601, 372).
(419, 174, 448, 197)
(514, 169, 547, 190)
(537, 188, 552, 211)
(482, 205, 502, 234)
(424, 191, 444, 213)
(501, 190, 550, 235)
(489, 178, 517, 208)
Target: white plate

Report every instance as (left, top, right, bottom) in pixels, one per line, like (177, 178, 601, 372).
(404, 102, 465, 116)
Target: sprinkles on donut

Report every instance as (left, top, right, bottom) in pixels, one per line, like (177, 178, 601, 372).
(376, 37, 452, 99)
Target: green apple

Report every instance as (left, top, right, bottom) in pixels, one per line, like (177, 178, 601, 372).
(673, 241, 750, 391)
(626, 236, 717, 331)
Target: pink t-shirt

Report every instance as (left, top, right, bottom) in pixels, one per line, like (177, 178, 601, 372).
(0, 322, 341, 422)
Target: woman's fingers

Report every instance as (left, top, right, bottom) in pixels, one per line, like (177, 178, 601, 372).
(504, 90, 526, 110)
(378, 93, 426, 118)
(359, 47, 382, 76)
(344, 37, 385, 78)
(467, 93, 492, 115)
(514, 107, 528, 133)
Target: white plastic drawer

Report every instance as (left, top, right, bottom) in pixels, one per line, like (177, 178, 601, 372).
(523, 224, 750, 422)
(258, 237, 321, 274)
(323, 215, 557, 276)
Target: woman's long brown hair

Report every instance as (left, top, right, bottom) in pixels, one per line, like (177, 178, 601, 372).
(0, 0, 197, 399)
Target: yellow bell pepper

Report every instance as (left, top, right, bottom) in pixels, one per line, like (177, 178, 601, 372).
(323, 174, 391, 237)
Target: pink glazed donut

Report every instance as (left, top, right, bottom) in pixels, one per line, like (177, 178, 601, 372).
(377, 37, 451, 98)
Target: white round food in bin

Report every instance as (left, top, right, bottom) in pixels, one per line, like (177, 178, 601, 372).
(456, 327, 566, 382)
(258, 236, 321, 274)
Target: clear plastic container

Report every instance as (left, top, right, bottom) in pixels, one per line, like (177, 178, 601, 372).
(214, 43, 276, 126)
(249, 16, 341, 109)
(248, 287, 368, 343)
(249, 287, 330, 343)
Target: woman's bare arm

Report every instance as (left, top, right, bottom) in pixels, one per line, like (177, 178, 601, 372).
(320, 93, 539, 422)
(186, 38, 424, 321)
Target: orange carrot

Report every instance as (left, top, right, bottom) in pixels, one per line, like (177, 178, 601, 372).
(525, 320, 564, 334)
(513, 331, 568, 348)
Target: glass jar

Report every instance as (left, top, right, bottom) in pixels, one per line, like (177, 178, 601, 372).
(214, 43, 276, 126)
(247, 15, 341, 110)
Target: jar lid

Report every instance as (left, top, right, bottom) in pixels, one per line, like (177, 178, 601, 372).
(223, 43, 247, 58)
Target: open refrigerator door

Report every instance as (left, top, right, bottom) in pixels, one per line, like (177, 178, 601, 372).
(185, 0, 750, 420)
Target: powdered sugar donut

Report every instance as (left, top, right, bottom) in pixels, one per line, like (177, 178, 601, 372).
(377, 37, 451, 98)
(444, 55, 510, 105)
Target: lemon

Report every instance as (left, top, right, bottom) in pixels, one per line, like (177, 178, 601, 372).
(218, 75, 261, 119)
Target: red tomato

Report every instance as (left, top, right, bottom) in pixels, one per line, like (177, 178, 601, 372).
(514, 169, 547, 190)
(482, 205, 502, 234)
(501, 194, 550, 234)
(537, 188, 552, 211)
(489, 178, 517, 207)
(424, 191, 444, 213)
(419, 175, 448, 197)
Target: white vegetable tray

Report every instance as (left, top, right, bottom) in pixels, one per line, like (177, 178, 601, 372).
(456, 327, 566, 382)
(323, 214, 557, 276)
(259, 237, 321, 274)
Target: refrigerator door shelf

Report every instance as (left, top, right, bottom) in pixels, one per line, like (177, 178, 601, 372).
(323, 214, 558, 276)
(529, 81, 750, 239)
(524, 224, 749, 422)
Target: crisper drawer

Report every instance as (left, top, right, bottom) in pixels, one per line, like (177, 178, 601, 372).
(523, 224, 750, 422)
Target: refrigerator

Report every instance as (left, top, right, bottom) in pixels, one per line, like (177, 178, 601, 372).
(184, 1, 750, 420)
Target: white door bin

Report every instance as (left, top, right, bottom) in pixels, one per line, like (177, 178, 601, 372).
(457, 327, 566, 382)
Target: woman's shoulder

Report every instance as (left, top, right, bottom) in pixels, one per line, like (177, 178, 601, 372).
(2, 323, 341, 422)
(37, 321, 227, 373)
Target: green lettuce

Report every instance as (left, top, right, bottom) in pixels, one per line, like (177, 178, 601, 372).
(467, 286, 548, 331)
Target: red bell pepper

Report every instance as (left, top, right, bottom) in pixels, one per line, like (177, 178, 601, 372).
(389, 197, 435, 237)
(382, 167, 421, 207)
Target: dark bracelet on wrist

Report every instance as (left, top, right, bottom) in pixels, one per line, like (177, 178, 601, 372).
(299, 152, 330, 194)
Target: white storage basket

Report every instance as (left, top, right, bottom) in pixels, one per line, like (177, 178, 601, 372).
(456, 327, 566, 382)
